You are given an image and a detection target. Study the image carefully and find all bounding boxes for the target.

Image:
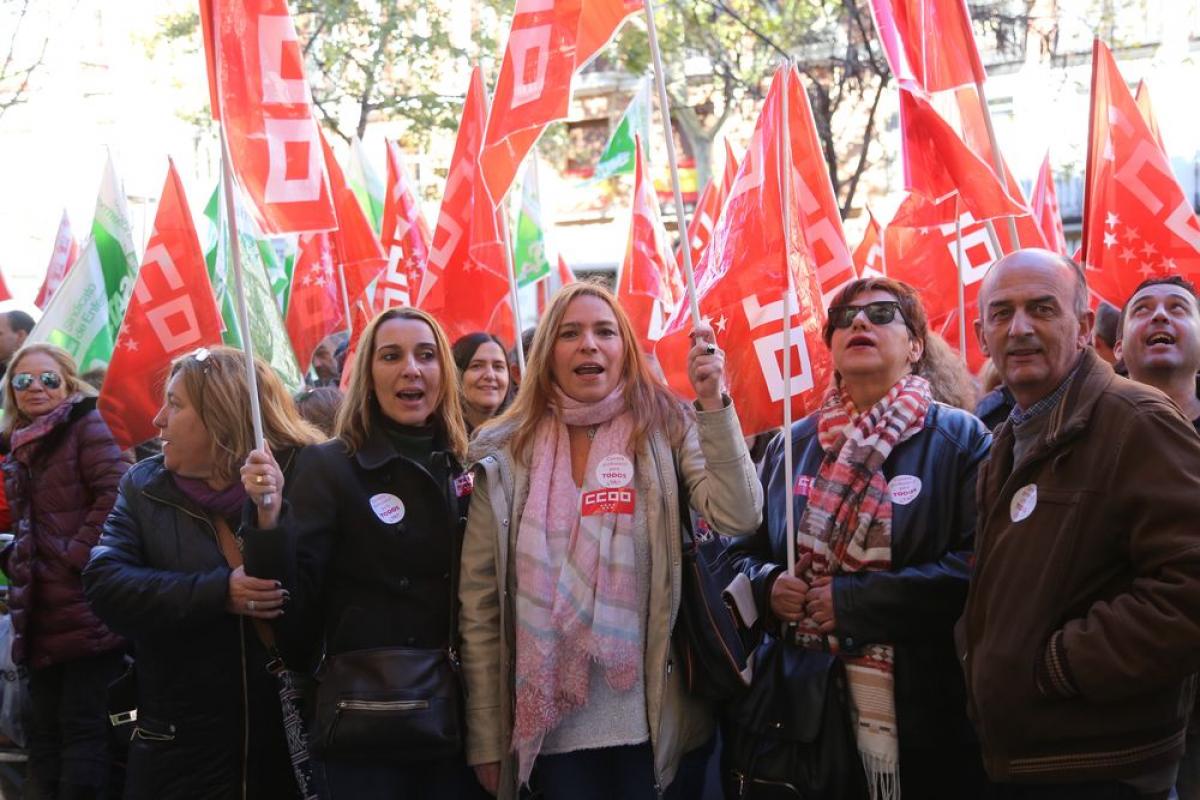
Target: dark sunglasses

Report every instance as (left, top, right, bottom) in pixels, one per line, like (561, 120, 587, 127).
(827, 301, 906, 330)
(11, 371, 63, 392)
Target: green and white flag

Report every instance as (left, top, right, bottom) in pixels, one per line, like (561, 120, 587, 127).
(348, 136, 385, 234)
(593, 78, 651, 181)
(203, 185, 292, 317)
(513, 156, 551, 289)
(202, 180, 303, 392)
(29, 154, 139, 371)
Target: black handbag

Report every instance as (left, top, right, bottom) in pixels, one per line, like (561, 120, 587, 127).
(720, 636, 867, 799)
(310, 469, 465, 762)
(671, 464, 760, 701)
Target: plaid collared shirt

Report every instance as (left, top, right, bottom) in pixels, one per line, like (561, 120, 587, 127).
(1009, 356, 1085, 428)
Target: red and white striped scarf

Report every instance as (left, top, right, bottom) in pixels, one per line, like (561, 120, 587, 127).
(795, 373, 932, 800)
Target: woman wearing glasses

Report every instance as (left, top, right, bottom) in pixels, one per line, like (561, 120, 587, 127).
(0, 344, 128, 799)
(83, 347, 323, 800)
(723, 278, 992, 799)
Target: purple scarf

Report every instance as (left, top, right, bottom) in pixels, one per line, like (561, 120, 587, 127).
(172, 474, 247, 518)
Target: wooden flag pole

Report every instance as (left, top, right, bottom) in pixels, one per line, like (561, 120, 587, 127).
(779, 63, 798, 580)
(642, 0, 701, 329)
(218, 127, 270, 505)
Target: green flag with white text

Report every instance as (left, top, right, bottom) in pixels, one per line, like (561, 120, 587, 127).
(593, 78, 651, 181)
(349, 137, 385, 234)
(202, 181, 303, 391)
(29, 154, 139, 371)
(513, 156, 551, 289)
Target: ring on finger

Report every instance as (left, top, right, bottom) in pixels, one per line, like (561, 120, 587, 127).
(247, 599, 256, 612)
(256, 474, 265, 486)
(704, 344, 716, 356)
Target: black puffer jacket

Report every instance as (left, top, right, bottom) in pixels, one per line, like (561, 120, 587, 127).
(82, 456, 297, 800)
(724, 402, 991, 750)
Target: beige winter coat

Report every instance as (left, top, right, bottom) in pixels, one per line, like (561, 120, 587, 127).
(458, 400, 762, 797)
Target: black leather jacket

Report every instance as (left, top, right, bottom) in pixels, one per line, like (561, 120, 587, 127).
(724, 402, 991, 748)
(83, 455, 296, 800)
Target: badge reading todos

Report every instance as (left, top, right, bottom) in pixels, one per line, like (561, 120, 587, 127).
(583, 454, 636, 516)
(370, 493, 405, 525)
(888, 475, 922, 505)
(1010, 484, 1037, 523)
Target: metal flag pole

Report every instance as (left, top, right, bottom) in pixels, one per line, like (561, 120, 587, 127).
(218, 128, 270, 506)
(500, 194, 526, 373)
(956, 196, 968, 364)
(337, 264, 354, 335)
(642, 0, 701, 329)
(779, 63, 798, 580)
(974, 78, 1021, 248)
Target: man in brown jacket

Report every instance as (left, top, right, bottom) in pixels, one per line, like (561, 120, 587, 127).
(962, 248, 1200, 800)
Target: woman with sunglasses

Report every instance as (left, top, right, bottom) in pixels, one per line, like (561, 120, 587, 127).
(724, 278, 992, 799)
(459, 283, 762, 799)
(83, 347, 323, 800)
(0, 344, 128, 799)
(239, 308, 488, 798)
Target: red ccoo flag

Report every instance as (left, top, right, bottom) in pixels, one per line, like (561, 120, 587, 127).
(99, 161, 224, 450)
(199, 0, 336, 235)
(654, 66, 839, 437)
(1082, 40, 1200, 305)
(1030, 151, 1068, 256)
(618, 136, 685, 353)
(852, 211, 886, 277)
(868, 0, 986, 93)
(35, 210, 79, 310)
(318, 129, 387, 316)
(376, 141, 431, 310)
(1134, 80, 1168, 156)
(683, 139, 740, 282)
(478, 0, 638, 205)
(418, 67, 513, 345)
(286, 232, 344, 376)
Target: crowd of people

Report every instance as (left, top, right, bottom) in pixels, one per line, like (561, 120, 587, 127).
(0, 247, 1197, 799)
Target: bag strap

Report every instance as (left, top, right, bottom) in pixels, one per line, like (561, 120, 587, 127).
(212, 514, 280, 659)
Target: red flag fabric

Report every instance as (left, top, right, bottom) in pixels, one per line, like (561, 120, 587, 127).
(1030, 151, 1068, 256)
(684, 139, 740, 280)
(99, 161, 224, 450)
(418, 67, 514, 345)
(0, 271, 13, 303)
(868, 0, 986, 93)
(478, 0, 637, 205)
(318, 129, 387, 312)
(557, 254, 576, 285)
(286, 233, 344, 374)
(619, 137, 684, 352)
(1135, 80, 1168, 156)
(1082, 41, 1200, 305)
(852, 211, 886, 277)
(200, 0, 336, 235)
(376, 141, 431, 309)
(893, 89, 1024, 228)
(35, 209, 79, 310)
(654, 67, 838, 437)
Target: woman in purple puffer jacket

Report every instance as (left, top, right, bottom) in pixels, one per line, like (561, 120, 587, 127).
(1, 343, 127, 800)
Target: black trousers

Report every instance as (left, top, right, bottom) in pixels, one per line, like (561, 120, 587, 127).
(984, 780, 1169, 800)
(26, 650, 124, 800)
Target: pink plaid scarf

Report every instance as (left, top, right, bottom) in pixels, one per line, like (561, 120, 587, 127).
(512, 385, 640, 782)
(795, 373, 932, 800)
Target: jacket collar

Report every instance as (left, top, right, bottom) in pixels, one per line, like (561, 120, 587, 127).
(354, 422, 459, 474)
(7, 394, 96, 455)
(141, 449, 300, 520)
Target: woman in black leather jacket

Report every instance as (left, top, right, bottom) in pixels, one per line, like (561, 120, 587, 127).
(240, 307, 487, 798)
(723, 278, 992, 799)
(83, 348, 323, 800)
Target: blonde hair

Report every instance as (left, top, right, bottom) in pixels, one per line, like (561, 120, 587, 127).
(3, 343, 96, 437)
(167, 346, 323, 484)
(335, 307, 468, 461)
(487, 281, 686, 463)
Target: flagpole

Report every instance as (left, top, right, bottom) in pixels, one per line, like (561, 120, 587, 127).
(642, 0, 701, 329)
(974, 80, 1021, 249)
(218, 128, 270, 505)
(501, 195, 526, 373)
(779, 63, 798, 583)
(956, 197, 968, 364)
(336, 264, 353, 335)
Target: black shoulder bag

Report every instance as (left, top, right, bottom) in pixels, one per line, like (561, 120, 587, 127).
(671, 464, 760, 701)
(310, 466, 464, 762)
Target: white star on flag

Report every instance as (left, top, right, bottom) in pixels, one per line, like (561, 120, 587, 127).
(714, 314, 728, 334)
(1103, 232, 1118, 248)
(1106, 212, 1120, 229)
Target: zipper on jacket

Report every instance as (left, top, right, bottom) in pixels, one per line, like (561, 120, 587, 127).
(647, 431, 678, 793)
(336, 698, 429, 712)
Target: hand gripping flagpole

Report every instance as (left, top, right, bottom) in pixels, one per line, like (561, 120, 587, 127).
(643, 0, 701, 329)
(218, 127, 270, 507)
(778, 63, 798, 586)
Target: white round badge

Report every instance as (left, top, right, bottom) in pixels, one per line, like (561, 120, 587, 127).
(370, 493, 406, 525)
(596, 454, 635, 488)
(1010, 484, 1037, 523)
(888, 475, 922, 506)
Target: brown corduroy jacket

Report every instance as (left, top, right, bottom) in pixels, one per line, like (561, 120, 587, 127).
(961, 348, 1200, 783)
